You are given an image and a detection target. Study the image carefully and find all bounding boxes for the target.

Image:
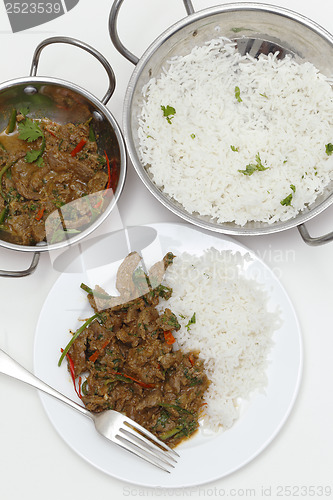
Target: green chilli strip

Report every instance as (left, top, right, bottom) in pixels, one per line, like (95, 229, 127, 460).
(58, 313, 99, 366)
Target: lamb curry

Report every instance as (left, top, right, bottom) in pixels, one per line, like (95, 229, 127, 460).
(59, 252, 209, 448)
(0, 109, 118, 245)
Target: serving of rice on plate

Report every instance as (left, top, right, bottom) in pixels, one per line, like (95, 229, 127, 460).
(138, 38, 333, 226)
(158, 248, 282, 432)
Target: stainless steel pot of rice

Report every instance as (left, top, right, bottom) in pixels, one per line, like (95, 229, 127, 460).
(0, 37, 127, 276)
(109, 0, 333, 245)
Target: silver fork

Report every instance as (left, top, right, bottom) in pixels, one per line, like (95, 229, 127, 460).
(0, 348, 178, 472)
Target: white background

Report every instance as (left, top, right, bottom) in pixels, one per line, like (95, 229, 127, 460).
(0, 0, 332, 498)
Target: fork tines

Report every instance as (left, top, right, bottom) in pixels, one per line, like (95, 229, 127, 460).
(115, 416, 179, 473)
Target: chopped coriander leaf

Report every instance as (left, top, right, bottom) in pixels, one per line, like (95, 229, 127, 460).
(235, 86, 242, 103)
(280, 193, 293, 206)
(18, 117, 46, 165)
(18, 117, 44, 142)
(259, 93, 268, 98)
(24, 135, 45, 164)
(231, 27, 248, 33)
(97, 155, 106, 165)
(190, 133, 196, 139)
(254, 153, 267, 171)
(290, 184, 296, 192)
(230, 145, 239, 152)
(238, 164, 257, 176)
(161, 105, 176, 124)
(325, 143, 333, 156)
(154, 284, 173, 299)
(238, 153, 268, 176)
(186, 313, 196, 331)
(25, 148, 42, 163)
(19, 107, 29, 117)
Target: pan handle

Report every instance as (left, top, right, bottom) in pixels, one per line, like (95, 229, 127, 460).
(183, 0, 195, 15)
(109, 0, 195, 65)
(298, 223, 333, 246)
(30, 37, 116, 106)
(0, 251, 40, 278)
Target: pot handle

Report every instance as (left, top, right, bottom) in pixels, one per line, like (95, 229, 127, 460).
(0, 251, 40, 278)
(109, 0, 195, 65)
(30, 37, 116, 106)
(297, 223, 333, 246)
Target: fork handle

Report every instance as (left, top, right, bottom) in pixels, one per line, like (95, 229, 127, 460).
(0, 348, 90, 418)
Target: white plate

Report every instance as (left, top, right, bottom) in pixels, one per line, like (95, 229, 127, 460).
(34, 222, 302, 488)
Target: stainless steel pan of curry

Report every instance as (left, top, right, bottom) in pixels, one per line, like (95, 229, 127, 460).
(0, 37, 127, 277)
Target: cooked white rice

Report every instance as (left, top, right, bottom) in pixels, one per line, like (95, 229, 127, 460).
(138, 38, 333, 225)
(159, 249, 281, 430)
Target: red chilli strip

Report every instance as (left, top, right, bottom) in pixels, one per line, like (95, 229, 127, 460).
(164, 330, 176, 345)
(89, 339, 110, 363)
(71, 139, 87, 157)
(61, 349, 82, 399)
(45, 128, 57, 138)
(35, 207, 45, 221)
(78, 376, 82, 399)
(104, 151, 112, 190)
(189, 353, 195, 366)
(114, 371, 155, 389)
(88, 351, 99, 363)
(104, 152, 119, 193)
(110, 159, 119, 192)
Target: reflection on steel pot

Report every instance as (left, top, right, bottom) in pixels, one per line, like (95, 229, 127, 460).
(109, 0, 333, 245)
(0, 37, 127, 277)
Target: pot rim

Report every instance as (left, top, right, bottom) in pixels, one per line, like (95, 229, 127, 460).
(0, 75, 127, 252)
(122, 1, 333, 236)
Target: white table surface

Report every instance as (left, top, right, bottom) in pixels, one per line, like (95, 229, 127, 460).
(0, 0, 332, 498)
